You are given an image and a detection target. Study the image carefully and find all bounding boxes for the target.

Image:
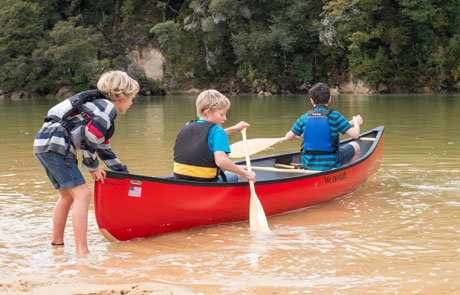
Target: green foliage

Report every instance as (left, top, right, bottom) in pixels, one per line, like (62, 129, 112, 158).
(151, 21, 184, 51)
(448, 35, 460, 57)
(0, 0, 44, 91)
(319, 0, 460, 91)
(151, 19, 210, 85)
(181, 0, 324, 92)
(2, 0, 460, 94)
(32, 16, 104, 92)
(121, 0, 136, 24)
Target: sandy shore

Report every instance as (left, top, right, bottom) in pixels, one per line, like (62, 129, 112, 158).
(0, 275, 194, 295)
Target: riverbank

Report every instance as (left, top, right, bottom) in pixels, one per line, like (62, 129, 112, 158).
(1, 83, 453, 100)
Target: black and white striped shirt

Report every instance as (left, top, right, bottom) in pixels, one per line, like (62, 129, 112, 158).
(34, 96, 128, 173)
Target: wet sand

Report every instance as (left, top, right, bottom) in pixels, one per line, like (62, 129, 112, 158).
(1, 275, 191, 295)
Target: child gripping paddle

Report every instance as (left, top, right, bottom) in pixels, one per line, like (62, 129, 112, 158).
(285, 82, 363, 171)
(173, 89, 255, 183)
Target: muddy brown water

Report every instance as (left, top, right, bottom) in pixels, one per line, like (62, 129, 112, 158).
(1, 94, 459, 294)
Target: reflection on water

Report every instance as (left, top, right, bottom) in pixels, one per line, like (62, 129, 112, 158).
(1, 94, 460, 294)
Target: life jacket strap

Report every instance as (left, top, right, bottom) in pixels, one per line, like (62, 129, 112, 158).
(43, 90, 109, 167)
(173, 162, 218, 180)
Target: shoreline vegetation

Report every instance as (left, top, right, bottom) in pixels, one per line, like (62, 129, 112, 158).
(1, 1, 460, 98)
(0, 84, 454, 100)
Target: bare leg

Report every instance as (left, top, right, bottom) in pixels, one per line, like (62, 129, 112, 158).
(53, 184, 92, 255)
(52, 189, 74, 245)
(67, 184, 92, 255)
(347, 142, 360, 164)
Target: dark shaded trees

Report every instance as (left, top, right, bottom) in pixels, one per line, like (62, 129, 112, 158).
(2, 0, 460, 94)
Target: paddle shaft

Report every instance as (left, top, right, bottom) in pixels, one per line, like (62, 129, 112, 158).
(274, 163, 295, 169)
(240, 165, 318, 174)
(238, 136, 376, 174)
(358, 137, 375, 141)
(241, 128, 270, 232)
(230, 136, 374, 158)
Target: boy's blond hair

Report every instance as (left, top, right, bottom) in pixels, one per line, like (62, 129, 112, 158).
(196, 89, 231, 117)
(97, 71, 139, 101)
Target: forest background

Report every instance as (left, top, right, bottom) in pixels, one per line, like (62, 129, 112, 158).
(1, 0, 460, 96)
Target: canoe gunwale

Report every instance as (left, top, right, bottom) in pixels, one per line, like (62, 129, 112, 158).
(103, 126, 384, 187)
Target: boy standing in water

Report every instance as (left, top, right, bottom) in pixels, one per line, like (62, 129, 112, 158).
(285, 82, 363, 170)
(34, 71, 139, 254)
(173, 89, 255, 182)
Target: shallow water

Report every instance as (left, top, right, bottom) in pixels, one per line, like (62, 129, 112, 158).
(1, 94, 460, 294)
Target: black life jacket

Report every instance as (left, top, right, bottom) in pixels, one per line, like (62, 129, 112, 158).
(302, 106, 338, 155)
(44, 90, 114, 165)
(44, 90, 114, 138)
(173, 120, 220, 181)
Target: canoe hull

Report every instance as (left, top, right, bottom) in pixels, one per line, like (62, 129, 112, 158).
(94, 126, 384, 241)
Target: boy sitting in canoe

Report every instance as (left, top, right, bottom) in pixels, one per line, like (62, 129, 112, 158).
(285, 82, 363, 171)
(173, 89, 256, 182)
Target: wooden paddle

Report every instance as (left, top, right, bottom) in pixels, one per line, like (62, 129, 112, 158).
(240, 165, 319, 174)
(358, 137, 375, 142)
(229, 137, 287, 158)
(230, 136, 375, 158)
(241, 128, 270, 232)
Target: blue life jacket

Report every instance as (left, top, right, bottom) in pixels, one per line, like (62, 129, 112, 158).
(303, 107, 338, 155)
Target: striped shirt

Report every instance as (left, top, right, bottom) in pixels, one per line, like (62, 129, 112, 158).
(291, 105, 351, 170)
(33, 97, 128, 172)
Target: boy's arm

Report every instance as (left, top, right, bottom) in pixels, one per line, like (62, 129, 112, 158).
(224, 121, 250, 135)
(81, 102, 129, 173)
(96, 142, 129, 173)
(285, 116, 304, 140)
(285, 130, 300, 140)
(81, 141, 128, 173)
(345, 115, 363, 139)
(214, 151, 256, 182)
(81, 144, 100, 171)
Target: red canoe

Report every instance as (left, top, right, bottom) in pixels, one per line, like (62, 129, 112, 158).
(94, 126, 384, 241)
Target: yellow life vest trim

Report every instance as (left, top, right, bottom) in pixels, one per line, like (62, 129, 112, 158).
(173, 162, 217, 178)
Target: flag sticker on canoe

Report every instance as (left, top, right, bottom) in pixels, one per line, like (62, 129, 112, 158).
(128, 186, 142, 197)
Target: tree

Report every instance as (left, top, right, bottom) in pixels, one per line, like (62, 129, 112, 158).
(31, 16, 104, 92)
(181, 0, 324, 92)
(319, 0, 460, 91)
(0, 0, 44, 91)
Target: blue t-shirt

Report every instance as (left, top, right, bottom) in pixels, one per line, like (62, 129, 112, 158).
(196, 120, 230, 155)
(291, 106, 351, 170)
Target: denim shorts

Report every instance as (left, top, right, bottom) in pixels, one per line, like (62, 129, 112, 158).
(218, 171, 239, 183)
(339, 143, 356, 165)
(35, 152, 85, 190)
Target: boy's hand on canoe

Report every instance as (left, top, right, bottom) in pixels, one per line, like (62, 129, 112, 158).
(90, 166, 106, 184)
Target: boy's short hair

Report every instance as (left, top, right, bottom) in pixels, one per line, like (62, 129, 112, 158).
(97, 71, 139, 101)
(309, 83, 330, 105)
(196, 89, 231, 117)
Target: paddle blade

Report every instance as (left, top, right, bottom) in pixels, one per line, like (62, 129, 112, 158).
(229, 137, 286, 158)
(99, 228, 120, 242)
(249, 188, 270, 232)
(240, 128, 270, 232)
